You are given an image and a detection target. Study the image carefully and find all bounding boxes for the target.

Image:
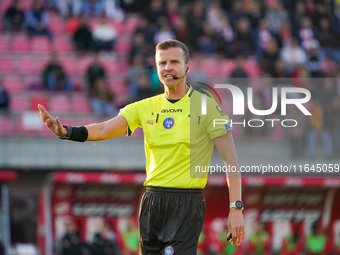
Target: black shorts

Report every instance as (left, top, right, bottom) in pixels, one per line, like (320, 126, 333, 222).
(138, 186, 206, 255)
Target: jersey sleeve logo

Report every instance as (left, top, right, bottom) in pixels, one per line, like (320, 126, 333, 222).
(224, 121, 234, 134)
(163, 117, 175, 129)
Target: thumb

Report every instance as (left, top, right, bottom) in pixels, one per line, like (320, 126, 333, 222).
(55, 116, 65, 136)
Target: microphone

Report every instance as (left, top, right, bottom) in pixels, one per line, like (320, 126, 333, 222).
(173, 68, 188, 80)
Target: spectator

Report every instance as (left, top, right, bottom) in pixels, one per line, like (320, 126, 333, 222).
(133, 17, 153, 46)
(227, 0, 247, 29)
(332, 96, 340, 158)
(306, 99, 332, 158)
(247, 0, 263, 32)
(298, 17, 317, 51)
(281, 226, 305, 254)
(121, 218, 138, 255)
(128, 33, 148, 64)
(234, 18, 254, 58)
(206, 0, 227, 33)
(92, 15, 118, 51)
(186, 0, 206, 51)
(83, 0, 105, 17)
(42, 54, 73, 91)
(136, 73, 154, 100)
(87, 53, 106, 91)
(59, 219, 83, 255)
(25, 0, 53, 41)
(281, 37, 307, 74)
(90, 77, 117, 117)
(311, 1, 329, 31)
(166, 0, 179, 28)
(261, 38, 280, 76)
(174, 16, 188, 46)
(217, 17, 235, 58)
(0, 77, 10, 113)
(197, 20, 217, 55)
(306, 39, 324, 78)
(146, 0, 167, 25)
(153, 17, 176, 45)
(288, 105, 307, 159)
(248, 222, 271, 255)
(305, 222, 327, 255)
(104, 0, 124, 22)
(255, 19, 274, 59)
(3, 0, 26, 33)
(188, 54, 209, 85)
(128, 54, 149, 98)
(91, 222, 120, 255)
(73, 16, 94, 52)
(55, 0, 83, 17)
(265, 0, 288, 35)
(317, 17, 340, 65)
(292, 1, 308, 35)
(230, 55, 249, 79)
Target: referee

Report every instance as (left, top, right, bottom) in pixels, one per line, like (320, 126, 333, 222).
(38, 39, 244, 254)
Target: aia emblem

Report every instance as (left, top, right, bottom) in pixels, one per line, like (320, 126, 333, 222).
(163, 118, 175, 129)
(165, 246, 174, 255)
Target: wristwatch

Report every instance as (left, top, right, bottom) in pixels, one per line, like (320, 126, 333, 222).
(230, 200, 244, 210)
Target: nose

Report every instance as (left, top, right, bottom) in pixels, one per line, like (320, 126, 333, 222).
(165, 62, 173, 71)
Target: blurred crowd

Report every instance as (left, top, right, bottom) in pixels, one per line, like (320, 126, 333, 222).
(58, 218, 138, 255)
(198, 221, 340, 255)
(1, 0, 340, 156)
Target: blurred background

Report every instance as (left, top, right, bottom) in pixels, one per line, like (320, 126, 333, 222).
(0, 0, 340, 254)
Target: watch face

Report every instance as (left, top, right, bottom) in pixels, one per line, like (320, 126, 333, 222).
(235, 201, 243, 209)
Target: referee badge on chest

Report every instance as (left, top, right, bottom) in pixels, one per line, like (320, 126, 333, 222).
(163, 117, 175, 129)
(165, 246, 174, 255)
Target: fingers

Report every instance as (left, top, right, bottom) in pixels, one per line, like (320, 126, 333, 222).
(55, 116, 66, 136)
(228, 222, 244, 246)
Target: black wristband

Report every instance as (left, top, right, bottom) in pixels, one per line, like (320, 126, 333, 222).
(60, 126, 88, 142)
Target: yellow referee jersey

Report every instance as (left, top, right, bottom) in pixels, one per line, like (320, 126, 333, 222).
(120, 86, 233, 189)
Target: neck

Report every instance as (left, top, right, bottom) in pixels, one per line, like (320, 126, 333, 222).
(164, 81, 189, 100)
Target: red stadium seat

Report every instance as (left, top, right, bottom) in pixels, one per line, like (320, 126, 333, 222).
(49, 94, 71, 113)
(71, 94, 91, 113)
(3, 75, 23, 92)
(0, 35, 10, 52)
(53, 36, 73, 53)
(49, 16, 65, 34)
(222, 60, 236, 77)
(114, 37, 131, 54)
(17, 57, 37, 74)
(108, 79, 127, 94)
(125, 16, 139, 34)
(78, 56, 92, 74)
(0, 57, 14, 73)
(10, 94, 30, 112)
(65, 18, 80, 34)
(101, 58, 120, 74)
(243, 59, 261, 77)
(30, 93, 48, 111)
(59, 57, 77, 74)
(31, 37, 51, 53)
(201, 58, 220, 77)
(0, 116, 13, 135)
(12, 35, 30, 52)
(0, 1, 11, 13)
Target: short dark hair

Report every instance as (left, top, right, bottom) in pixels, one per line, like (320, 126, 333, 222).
(156, 39, 190, 64)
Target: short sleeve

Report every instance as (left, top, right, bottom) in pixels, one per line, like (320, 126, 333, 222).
(120, 102, 142, 136)
(205, 98, 233, 140)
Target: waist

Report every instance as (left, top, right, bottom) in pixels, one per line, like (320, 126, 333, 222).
(146, 186, 202, 194)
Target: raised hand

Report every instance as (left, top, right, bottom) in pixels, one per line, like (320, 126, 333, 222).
(38, 104, 67, 137)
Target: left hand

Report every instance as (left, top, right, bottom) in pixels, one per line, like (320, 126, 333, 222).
(227, 208, 244, 246)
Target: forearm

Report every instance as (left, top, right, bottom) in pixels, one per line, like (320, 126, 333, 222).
(225, 156, 242, 204)
(85, 115, 127, 141)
